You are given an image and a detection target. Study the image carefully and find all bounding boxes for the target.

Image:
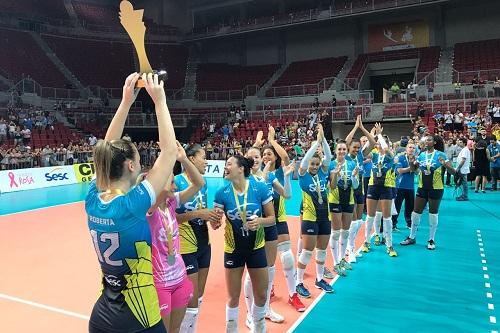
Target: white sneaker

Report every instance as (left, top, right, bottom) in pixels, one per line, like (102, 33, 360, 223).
(226, 320, 238, 333)
(245, 313, 253, 330)
(252, 318, 266, 333)
(348, 253, 357, 263)
(265, 307, 284, 323)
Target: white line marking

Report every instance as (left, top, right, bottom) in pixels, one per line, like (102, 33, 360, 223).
(492, 330, 498, 333)
(486, 283, 491, 288)
(482, 260, 487, 264)
(0, 201, 83, 217)
(481, 253, 486, 257)
(480, 248, 485, 252)
(483, 266, 489, 271)
(485, 274, 490, 279)
(491, 316, 497, 324)
(488, 303, 494, 310)
(487, 292, 493, 299)
(479, 243, 484, 247)
(0, 293, 89, 320)
(478, 238, 483, 242)
(477, 229, 481, 232)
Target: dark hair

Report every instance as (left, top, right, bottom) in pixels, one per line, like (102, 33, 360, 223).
(186, 144, 204, 158)
(349, 138, 360, 147)
(263, 145, 282, 170)
(93, 139, 136, 191)
(231, 155, 253, 177)
(432, 135, 445, 152)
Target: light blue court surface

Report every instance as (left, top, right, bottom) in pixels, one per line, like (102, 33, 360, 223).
(1, 180, 499, 333)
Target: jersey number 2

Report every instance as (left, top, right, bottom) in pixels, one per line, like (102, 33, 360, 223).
(90, 230, 123, 266)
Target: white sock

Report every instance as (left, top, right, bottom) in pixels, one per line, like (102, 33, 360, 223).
(252, 303, 266, 322)
(330, 230, 340, 264)
(348, 221, 357, 249)
(226, 305, 239, 330)
(316, 262, 325, 282)
(296, 267, 305, 285)
(365, 216, 375, 242)
(374, 211, 383, 236)
(340, 230, 349, 259)
(265, 266, 275, 313)
(244, 272, 253, 314)
(429, 213, 439, 241)
(410, 211, 421, 239)
(383, 218, 393, 247)
(180, 307, 199, 333)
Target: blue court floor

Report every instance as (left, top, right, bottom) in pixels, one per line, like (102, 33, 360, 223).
(1, 179, 499, 333)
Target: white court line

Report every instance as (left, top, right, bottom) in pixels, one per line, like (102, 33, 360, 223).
(481, 253, 486, 258)
(478, 238, 483, 242)
(487, 292, 493, 299)
(0, 293, 89, 320)
(0, 201, 84, 217)
(486, 283, 491, 288)
(485, 274, 490, 279)
(481, 248, 485, 252)
(483, 260, 487, 264)
(491, 316, 497, 324)
(479, 243, 484, 247)
(484, 267, 489, 271)
(489, 303, 495, 310)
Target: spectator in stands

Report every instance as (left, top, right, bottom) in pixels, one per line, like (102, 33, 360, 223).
(408, 82, 417, 101)
(467, 117, 478, 138)
(390, 82, 400, 102)
(0, 119, 7, 145)
(313, 97, 320, 111)
(493, 103, 500, 124)
(454, 81, 462, 99)
(443, 110, 453, 131)
(494, 77, 500, 97)
(470, 101, 478, 115)
(400, 82, 407, 101)
(453, 109, 464, 132)
(417, 103, 426, 118)
(122, 133, 132, 141)
(89, 134, 97, 146)
(427, 81, 434, 100)
(331, 95, 337, 112)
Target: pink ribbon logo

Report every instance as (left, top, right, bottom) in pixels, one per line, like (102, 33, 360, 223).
(8, 172, 18, 188)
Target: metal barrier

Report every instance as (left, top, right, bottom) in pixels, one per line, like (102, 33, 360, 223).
(196, 85, 259, 102)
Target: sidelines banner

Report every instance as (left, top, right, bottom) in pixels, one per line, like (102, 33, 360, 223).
(368, 20, 429, 52)
(0, 165, 78, 194)
(73, 163, 95, 183)
(205, 160, 225, 178)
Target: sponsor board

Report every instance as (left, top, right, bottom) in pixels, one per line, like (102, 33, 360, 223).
(204, 160, 225, 178)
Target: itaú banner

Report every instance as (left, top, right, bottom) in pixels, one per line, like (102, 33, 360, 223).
(205, 160, 225, 178)
(0, 165, 77, 193)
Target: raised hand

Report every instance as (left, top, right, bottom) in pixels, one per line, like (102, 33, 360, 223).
(122, 72, 141, 107)
(268, 126, 276, 142)
(352, 166, 359, 178)
(355, 115, 361, 128)
(374, 123, 383, 135)
(283, 161, 295, 176)
(438, 156, 446, 166)
(142, 73, 166, 105)
(255, 131, 266, 147)
(175, 141, 187, 162)
(331, 162, 342, 176)
(317, 124, 324, 142)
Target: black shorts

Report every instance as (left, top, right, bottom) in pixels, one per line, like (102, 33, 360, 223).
(89, 321, 166, 333)
(329, 203, 354, 214)
(181, 245, 211, 275)
(354, 190, 364, 204)
(416, 188, 444, 200)
(224, 247, 267, 269)
(301, 219, 331, 236)
(264, 225, 278, 241)
(276, 221, 289, 235)
(366, 185, 394, 201)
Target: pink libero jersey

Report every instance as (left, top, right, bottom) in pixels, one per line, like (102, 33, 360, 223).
(147, 193, 186, 288)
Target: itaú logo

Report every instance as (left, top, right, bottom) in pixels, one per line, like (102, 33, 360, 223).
(226, 204, 259, 221)
(45, 167, 69, 182)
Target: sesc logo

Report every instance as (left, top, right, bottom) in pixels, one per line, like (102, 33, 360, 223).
(45, 168, 69, 182)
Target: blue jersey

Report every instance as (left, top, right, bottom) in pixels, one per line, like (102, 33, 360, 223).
(250, 172, 276, 195)
(328, 159, 357, 205)
(268, 166, 288, 223)
(368, 152, 396, 187)
(214, 178, 272, 253)
(488, 143, 500, 168)
(174, 173, 209, 254)
(85, 179, 162, 331)
(299, 168, 329, 222)
(363, 153, 373, 178)
(395, 153, 416, 190)
(416, 149, 448, 190)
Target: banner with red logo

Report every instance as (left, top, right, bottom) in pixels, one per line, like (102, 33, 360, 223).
(0, 165, 77, 193)
(368, 20, 430, 52)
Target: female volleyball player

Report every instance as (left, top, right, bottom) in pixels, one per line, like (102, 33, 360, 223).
(344, 116, 376, 263)
(175, 143, 222, 333)
(361, 124, 398, 257)
(401, 135, 456, 250)
(258, 127, 305, 312)
(214, 155, 276, 333)
(244, 145, 293, 326)
(86, 73, 176, 333)
(296, 124, 334, 297)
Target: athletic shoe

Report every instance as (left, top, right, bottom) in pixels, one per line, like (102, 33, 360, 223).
(400, 237, 416, 246)
(374, 234, 381, 246)
(341, 258, 353, 270)
(245, 314, 253, 330)
(315, 279, 334, 293)
(387, 246, 398, 257)
(334, 264, 347, 277)
(361, 242, 371, 252)
(226, 320, 238, 333)
(475, 190, 479, 193)
(270, 284, 275, 299)
(296, 283, 311, 298)
(252, 318, 266, 333)
(288, 293, 306, 312)
(347, 249, 358, 263)
(266, 307, 284, 323)
(482, 190, 486, 193)
(427, 240, 436, 250)
(381, 237, 386, 245)
(323, 266, 334, 279)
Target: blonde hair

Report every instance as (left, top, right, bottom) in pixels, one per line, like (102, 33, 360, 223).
(93, 139, 136, 191)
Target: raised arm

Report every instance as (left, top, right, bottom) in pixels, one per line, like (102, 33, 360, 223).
(359, 117, 376, 157)
(143, 73, 178, 196)
(345, 116, 360, 146)
(253, 130, 266, 148)
(268, 125, 290, 166)
(299, 128, 323, 175)
(105, 73, 140, 141)
(176, 141, 205, 204)
(319, 126, 332, 171)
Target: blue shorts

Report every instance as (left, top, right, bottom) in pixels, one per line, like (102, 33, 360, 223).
(181, 245, 211, 275)
(301, 219, 331, 236)
(366, 185, 394, 201)
(264, 225, 278, 241)
(224, 247, 267, 269)
(329, 203, 354, 214)
(416, 188, 444, 200)
(276, 221, 289, 235)
(354, 190, 364, 204)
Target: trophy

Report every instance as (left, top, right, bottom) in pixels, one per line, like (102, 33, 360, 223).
(119, 0, 166, 87)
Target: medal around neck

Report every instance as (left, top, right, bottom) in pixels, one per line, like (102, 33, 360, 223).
(119, 0, 167, 87)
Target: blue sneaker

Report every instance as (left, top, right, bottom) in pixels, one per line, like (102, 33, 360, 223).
(315, 279, 334, 293)
(296, 283, 311, 298)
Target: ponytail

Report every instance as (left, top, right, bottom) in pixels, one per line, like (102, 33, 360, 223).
(93, 139, 136, 191)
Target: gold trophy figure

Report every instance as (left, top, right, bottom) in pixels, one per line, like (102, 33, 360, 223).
(119, 0, 166, 87)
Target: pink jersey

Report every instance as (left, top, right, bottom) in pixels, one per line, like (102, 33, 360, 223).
(147, 193, 186, 287)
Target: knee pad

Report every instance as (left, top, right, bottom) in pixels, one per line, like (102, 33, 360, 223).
(280, 249, 294, 271)
(315, 249, 327, 262)
(298, 249, 313, 266)
(340, 229, 349, 240)
(277, 240, 291, 253)
(429, 213, 438, 227)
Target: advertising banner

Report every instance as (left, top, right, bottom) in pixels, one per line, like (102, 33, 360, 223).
(0, 165, 77, 193)
(368, 20, 429, 52)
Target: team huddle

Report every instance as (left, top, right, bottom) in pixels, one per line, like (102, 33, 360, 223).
(85, 73, 457, 333)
